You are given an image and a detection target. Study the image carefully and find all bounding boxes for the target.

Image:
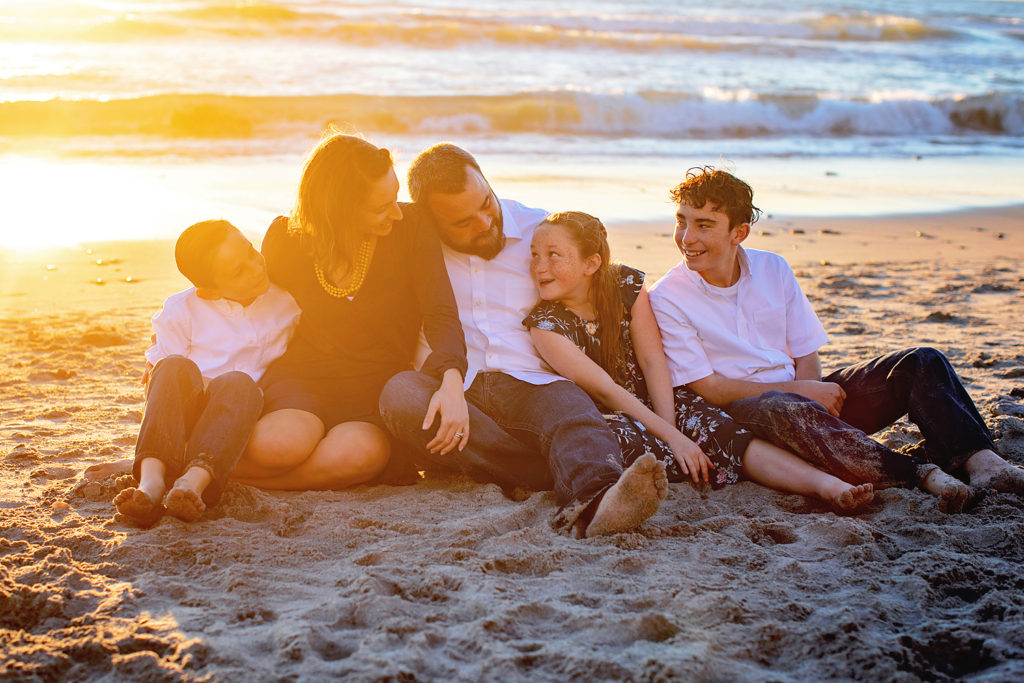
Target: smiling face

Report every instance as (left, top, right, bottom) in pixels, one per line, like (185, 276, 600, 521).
(353, 167, 403, 237)
(530, 222, 599, 308)
(206, 228, 269, 306)
(673, 201, 749, 288)
(425, 167, 504, 259)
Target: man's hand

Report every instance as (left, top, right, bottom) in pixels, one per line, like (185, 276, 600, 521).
(791, 380, 846, 417)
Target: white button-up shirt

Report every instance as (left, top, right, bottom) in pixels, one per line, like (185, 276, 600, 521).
(145, 283, 301, 382)
(424, 198, 562, 389)
(649, 247, 828, 387)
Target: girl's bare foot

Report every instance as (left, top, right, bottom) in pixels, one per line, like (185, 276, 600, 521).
(921, 468, 971, 514)
(113, 488, 164, 528)
(965, 450, 1024, 495)
(164, 487, 206, 522)
(828, 482, 874, 513)
(585, 454, 667, 537)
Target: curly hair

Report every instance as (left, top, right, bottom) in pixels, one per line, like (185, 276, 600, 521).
(669, 166, 762, 228)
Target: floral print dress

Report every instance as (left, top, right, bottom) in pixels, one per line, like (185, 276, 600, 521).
(523, 265, 752, 488)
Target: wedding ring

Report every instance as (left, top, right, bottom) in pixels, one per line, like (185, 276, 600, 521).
(454, 432, 465, 438)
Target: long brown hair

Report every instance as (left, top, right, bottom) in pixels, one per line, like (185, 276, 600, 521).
(542, 211, 627, 385)
(290, 132, 393, 274)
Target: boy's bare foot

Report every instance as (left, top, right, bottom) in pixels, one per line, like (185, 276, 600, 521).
(585, 454, 668, 538)
(829, 482, 874, 513)
(164, 486, 206, 522)
(113, 488, 164, 528)
(965, 450, 1024, 495)
(921, 468, 971, 514)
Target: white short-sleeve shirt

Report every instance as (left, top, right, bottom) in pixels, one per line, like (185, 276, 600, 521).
(145, 283, 301, 382)
(648, 247, 828, 387)
(417, 198, 563, 389)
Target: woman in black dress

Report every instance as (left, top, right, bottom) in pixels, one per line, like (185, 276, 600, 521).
(524, 211, 874, 511)
(233, 134, 468, 490)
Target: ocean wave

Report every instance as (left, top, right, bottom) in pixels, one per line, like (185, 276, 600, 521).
(1, 91, 1020, 141)
(0, 3, 962, 48)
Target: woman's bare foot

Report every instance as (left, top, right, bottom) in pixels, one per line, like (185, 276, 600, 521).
(585, 454, 668, 538)
(164, 487, 206, 522)
(965, 449, 1024, 495)
(826, 482, 874, 513)
(921, 468, 972, 513)
(113, 488, 164, 528)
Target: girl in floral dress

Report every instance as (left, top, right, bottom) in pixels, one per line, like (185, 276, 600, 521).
(523, 211, 873, 510)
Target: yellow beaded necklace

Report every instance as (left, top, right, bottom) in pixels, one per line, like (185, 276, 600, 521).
(313, 238, 373, 298)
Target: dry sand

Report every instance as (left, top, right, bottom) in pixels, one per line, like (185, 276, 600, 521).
(2, 207, 1024, 681)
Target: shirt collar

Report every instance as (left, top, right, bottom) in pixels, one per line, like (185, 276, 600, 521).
(498, 197, 527, 242)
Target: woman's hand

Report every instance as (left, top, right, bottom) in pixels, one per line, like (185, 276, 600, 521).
(666, 432, 714, 484)
(423, 368, 470, 455)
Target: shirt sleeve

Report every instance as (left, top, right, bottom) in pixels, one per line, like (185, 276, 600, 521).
(145, 295, 192, 366)
(405, 204, 468, 381)
(780, 261, 829, 358)
(261, 216, 297, 292)
(522, 301, 574, 335)
(648, 283, 714, 387)
(618, 265, 645, 312)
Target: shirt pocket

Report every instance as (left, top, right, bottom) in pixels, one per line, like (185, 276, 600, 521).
(752, 306, 788, 353)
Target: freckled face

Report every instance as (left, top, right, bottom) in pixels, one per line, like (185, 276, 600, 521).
(354, 167, 403, 237)
(208, 228, 269, 305)
(530, 223, 596, 306)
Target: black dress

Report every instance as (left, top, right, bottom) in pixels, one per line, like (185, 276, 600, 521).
(259, 203, 467, 432)
(523, 265, 753, 488)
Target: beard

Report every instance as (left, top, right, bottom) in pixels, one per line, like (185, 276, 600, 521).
(443, 214, 506, 260)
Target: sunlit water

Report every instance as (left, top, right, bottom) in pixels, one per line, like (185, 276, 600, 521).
(0, 0, 1022, 246)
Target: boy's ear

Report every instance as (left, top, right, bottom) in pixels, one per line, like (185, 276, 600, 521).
(730, 222, 750, 245)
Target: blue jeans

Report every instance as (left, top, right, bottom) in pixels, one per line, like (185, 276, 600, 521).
(726, 347, 997, 488)
(134, 356, 263, 505)
(379, 370, 622, 530)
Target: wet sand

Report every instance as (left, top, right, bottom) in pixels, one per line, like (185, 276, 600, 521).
(2, 206, 1023, 681)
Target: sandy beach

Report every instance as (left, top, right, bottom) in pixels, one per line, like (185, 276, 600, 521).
(1, 205, 1022, 681)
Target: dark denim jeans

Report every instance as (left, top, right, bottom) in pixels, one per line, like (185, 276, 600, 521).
(379, 370, 622, 530)
(726, 347, 997, 488)
(135, 356, 263, 505)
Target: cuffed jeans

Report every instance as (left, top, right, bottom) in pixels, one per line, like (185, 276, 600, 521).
(379, 370, 622, 530)
(135, 356, 263, 505)
(726, 347, 997, 488)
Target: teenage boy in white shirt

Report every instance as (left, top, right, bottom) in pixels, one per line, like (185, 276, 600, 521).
(380, 143, 667, 537)
(114, 219, 300, 527)
(649, 167, 1024, 513)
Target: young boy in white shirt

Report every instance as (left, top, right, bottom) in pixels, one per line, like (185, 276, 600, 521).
(114, 219, 300, 527)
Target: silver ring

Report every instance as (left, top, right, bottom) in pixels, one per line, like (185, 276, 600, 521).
(454, 432, 464, 438)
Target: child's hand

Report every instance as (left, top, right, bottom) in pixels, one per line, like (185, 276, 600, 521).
(667, 432, 714, 484)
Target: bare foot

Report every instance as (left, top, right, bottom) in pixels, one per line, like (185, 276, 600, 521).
(113, 488, 164, 528)
(966, 450, 1024, 496)
(585, 454, 668, 538)
(84, 458, 133, 481)
(830, 482, 874, 513)
(164, 487, 206, 523)
(921, 468, 971, 514)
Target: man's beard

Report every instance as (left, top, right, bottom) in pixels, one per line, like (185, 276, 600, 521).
(444, 216, 506, 260)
